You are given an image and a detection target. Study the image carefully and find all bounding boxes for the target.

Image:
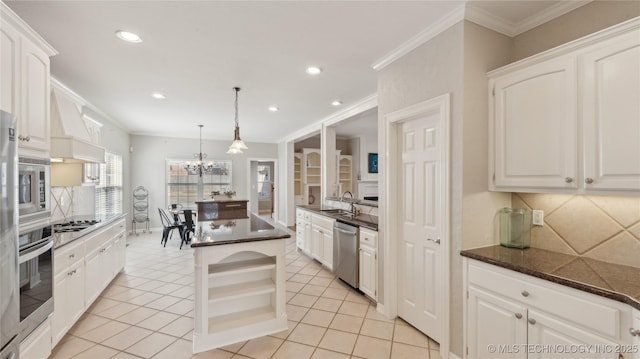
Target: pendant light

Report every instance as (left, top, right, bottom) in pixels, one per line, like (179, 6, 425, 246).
(227, 87, 248, 154)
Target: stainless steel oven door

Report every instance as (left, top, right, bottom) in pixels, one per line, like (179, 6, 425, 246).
(18, 238, 54, 342)
(18, 158, 50, 223)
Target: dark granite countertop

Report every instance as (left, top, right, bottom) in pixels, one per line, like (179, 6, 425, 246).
(461, 245, 640, 310)
(54, 213, 128, 249)
(191, 214, 290, 247)
(297, 205, 378, 231)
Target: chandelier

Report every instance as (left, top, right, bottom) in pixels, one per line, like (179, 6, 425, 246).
(227, 87, 248, 154)
(185, 124, 214, 177)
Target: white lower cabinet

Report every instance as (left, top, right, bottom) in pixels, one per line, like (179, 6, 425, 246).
(50, 217, 127, 348)
(52, 239, 85, 346)
(20, 317, 52, 359)
(310, 213, 334, 270)
(358, 227, 377, 301)
(465, 259, 634, 359)
(84, 226, 117, 306)
(295, 209, 312, 255)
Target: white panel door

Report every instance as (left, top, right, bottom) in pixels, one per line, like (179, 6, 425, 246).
(467, 287, 527, 359)
(582, 30, 640, 191)
(527, 309, 619, 359)
(492, 55, 577, 189)
(398, 111, 443, 341)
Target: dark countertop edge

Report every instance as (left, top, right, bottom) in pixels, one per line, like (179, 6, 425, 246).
(54, 213, 128, 249)
(190, 233, 290, 248)
(460, 249, 640, 311)
(296, 205, 378, 231)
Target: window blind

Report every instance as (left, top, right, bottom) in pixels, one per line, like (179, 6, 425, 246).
(95, 152, 123, 216)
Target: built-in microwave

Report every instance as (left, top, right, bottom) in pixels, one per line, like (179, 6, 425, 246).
(18, 157, 51, 223)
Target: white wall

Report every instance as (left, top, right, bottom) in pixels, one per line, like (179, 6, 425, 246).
(130, 134, 278, 229)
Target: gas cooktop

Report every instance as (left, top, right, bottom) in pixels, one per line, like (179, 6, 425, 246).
(53, 219, 101, 233)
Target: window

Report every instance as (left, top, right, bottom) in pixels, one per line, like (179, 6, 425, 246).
(95, 152, 123, 217)
(257, 165, 271, 199)
(166, 159, 232, 209)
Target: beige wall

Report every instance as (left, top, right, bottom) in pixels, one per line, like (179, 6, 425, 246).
(512, 0, 640, 61)
(378, 21, 465, 357)
(513, 193, 640, 269)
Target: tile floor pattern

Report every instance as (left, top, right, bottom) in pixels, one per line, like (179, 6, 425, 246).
(50, 228, 440, 359)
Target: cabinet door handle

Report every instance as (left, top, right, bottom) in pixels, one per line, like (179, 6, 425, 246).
(515, 313, 522, 319)
(521, 290, 530, 297)
(427, 238, 441, 244)
(528, 318, 536, 325)
(585, 177, 594, 184)
(630, 328, 640, 337)
(564, 177, 573, 183)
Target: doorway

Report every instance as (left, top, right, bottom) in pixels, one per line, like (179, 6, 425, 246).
(248, 159, 276, 221)
(382, 94, 451, 357)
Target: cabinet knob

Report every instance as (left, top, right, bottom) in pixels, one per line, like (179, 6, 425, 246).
(585, 177, 594, 184)
(564, 177, 573, 183)
(630, 328, 640, 337)
(69, 254, 75, 259)
(25, 135, 30, 142)
(528, 318, 536, 325)
(515, 313, 522, 319)
(521, 290, 530, 297)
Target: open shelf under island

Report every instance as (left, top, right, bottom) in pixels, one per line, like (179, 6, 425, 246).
(191, 212, 290, 353)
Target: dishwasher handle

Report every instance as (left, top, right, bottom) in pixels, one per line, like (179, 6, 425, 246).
(335, 227, 357, 236)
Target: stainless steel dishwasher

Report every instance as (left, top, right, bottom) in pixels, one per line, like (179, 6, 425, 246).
(333, 220, 359, 289)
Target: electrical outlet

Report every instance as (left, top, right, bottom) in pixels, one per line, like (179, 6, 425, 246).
(532, 210, 544, 226)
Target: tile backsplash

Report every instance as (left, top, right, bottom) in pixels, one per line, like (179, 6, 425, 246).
(512, 193, 640, 269)
(51, 185, 96, 222)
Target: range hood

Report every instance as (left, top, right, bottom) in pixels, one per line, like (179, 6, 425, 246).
(50, 87, 105, 163)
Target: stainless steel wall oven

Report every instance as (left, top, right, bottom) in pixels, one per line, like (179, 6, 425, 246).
(18, 224, 54, 342)
(18, 157, 50, 224)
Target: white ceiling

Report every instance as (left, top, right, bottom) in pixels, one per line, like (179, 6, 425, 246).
(6, 1, 581, 143)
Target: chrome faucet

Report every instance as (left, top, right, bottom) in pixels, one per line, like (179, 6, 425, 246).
(341, 191, 359, 216)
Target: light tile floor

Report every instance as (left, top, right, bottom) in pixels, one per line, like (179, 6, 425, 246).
(50, 228, 440, 358)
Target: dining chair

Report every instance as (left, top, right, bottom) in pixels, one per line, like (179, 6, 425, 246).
(180, 209, 196, 249)
(158, 208, 184, 247)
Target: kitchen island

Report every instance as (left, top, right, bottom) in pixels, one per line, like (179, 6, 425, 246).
(191, 214, 290, 353)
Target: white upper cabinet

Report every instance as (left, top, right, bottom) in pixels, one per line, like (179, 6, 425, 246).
(0, 4, 56, 157)
(489, 18, 640, 194)
(491, 55, 578, 190)
(581, 30, 640, 192)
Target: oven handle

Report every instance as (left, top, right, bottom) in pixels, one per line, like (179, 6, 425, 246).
(19, 239, 53, 264)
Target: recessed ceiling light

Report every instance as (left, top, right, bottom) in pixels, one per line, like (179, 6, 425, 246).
(151, 93, 165, 99)
(116, 30, 142, 43)
(306, 66, 322, 75)
(268, 106, 279, 112)
(331, 100, 342, 106)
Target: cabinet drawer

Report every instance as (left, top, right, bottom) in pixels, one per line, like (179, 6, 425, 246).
(54, 239, 84, 275)
(112, 218, 126, 235)
(359, 228, 377, 248)
(296, 210, 305, 219)
(84, 227, 112, 255)
(468, 260, 625, 339)
(311, 214, 334, 231)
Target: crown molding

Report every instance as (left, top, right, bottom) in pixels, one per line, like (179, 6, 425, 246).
(514, 0, 591, 36)
(466, 1, 592, 37)
(1, 2, 58, 56)
(372, 4, 466, 71)
(279, 93, 378, 143)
